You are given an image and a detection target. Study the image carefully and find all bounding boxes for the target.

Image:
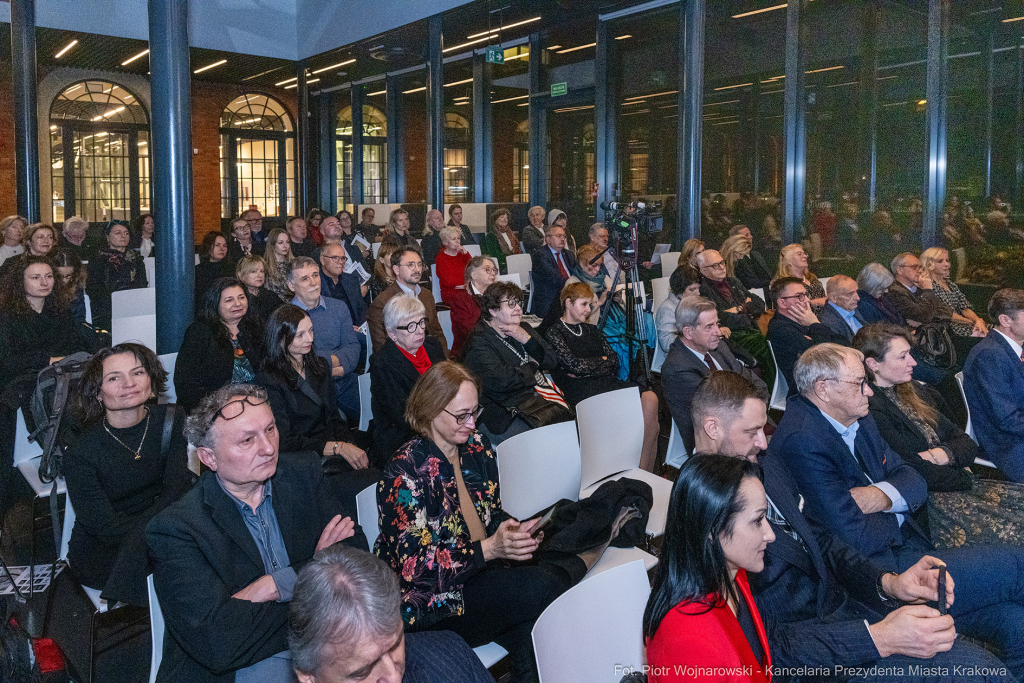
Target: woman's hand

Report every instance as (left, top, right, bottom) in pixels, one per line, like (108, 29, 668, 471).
(503, 323, 531, 344)
(972, 319, 988, 337)
(918, 448, 950, 466)
(330, 354, 345, 377)
(719, 326, 732, 339)
(334, 442, 369, 469)
(482, 518, 542, 562)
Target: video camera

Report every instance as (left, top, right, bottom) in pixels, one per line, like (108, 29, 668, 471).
(599, 200, 664, 235)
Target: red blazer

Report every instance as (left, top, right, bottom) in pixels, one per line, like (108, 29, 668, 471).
(646, 570, 772, 683)
(435, 249, 473, 303)
(448, 288, 481, 359)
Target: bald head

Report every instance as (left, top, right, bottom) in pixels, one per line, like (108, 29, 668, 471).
(826, 274, 859, 313)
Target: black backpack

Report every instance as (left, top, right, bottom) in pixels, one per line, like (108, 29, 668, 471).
(27, 352, 93, 485)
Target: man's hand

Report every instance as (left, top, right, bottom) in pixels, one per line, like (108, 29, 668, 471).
(790, 300, 820, 327)
(316, 514, 356, 552)
(972, 319, 988, 337)
(724, 306, 741, 314)
(849, 485, 892, 514)
(719, 326, 732, 339)
(918, 275, 934, 290)
(882, 556, 954, 606)
(232, 574, 280, 603)
(330, 354, 345, 378)
(867, 605, 956, 659)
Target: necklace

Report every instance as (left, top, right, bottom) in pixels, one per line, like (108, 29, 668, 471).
(103, 408, 151, 460)
(561, 319, 584, 337)
(496, 332, 530, 364)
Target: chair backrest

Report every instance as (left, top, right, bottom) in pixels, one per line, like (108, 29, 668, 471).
(749, 287, 766, 305)
(496, 422, 582, 520)
(663, 419, 690, 469)
(372, 242, 381, 259)
(84, 293, 93, 324)
(532, 560, 650, 683)
(497, 273, 522, 287)
(437, 309, 454, 349)
(358, 373, 373, 432)
(505, 253, 533, 279)
(112, 287, 156, 319)
(60, 494, 75, 562)
(14, 408, 41, 466)
(430, 264, 442, 303)
(356, 484, 380, 548)
(144, 257, 155, 288)
(954, 371, 977, 444)
(651, 276, 671, 315)
(147, 574, 164, 683)
(361, 322, 373, 364)
(112, 314, 158, 350)
(767, 341, 789, 411)
(650, 341, 667, 374)
(576, 387, 644, 490)
(465, 244, 482, 257)
(660, 251, 681, 280)
(819, 276, 831, 294)
(157, 353, 178, 404)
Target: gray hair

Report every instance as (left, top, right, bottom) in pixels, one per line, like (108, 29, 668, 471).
(63, 215, 88, 233)
(889, 252, 915, 274)
(286, 256, 319, 282)
(675, 295, 717, 332)
(793, 343, 865, 396)
(438, 225, 462, 244)
(383, 294, 426, 334)
(856, 262, 894, 298)
(185, 384, 268, 449)
(289, 545, 402, 677)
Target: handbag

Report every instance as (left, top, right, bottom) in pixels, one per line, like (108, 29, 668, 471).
(508, 393, 574, 429)
(914, 322, 956, 370)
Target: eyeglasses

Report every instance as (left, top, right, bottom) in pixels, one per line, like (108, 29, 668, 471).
(480, 267, 498, 275)
(215, 393, 270, 421)
(323, 255, 347, 262)
(499, 298, 524, 310)
(778, 292, 810, 301)
(397, 318, 427, 332)
(900, 263, 923, 271)
(702, 260, 726, 270)
(399, 261, 424, 270)
(826, 377, 869, 393)
(443, 405, 484, 425)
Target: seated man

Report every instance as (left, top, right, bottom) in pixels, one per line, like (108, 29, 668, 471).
(884, 253, 954, 328)
(588, 222, 619, 284)
(964, 288, 1024, 482)
(319, 242, 368, 326)
(146, 384, 367, 683)
(244, 209, 267, 253)
(289, 545, 494, 683)
(690, 371, 1013, 682)
(529, 223, 576, 317)
(288, 257, 361, 422)
(770, 343, 1024, 678)
(287, 216, 315, 257)
(520, 205, 547, 253)
(819, 274, 867, 343)
(357, 207, 381, 244)
(662, 296, 766, 455)
(766, 276, 849, 394)
(366, 245, 448, 355)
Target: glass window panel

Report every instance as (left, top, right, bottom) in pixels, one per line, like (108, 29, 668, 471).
(50, 125, 65, 223)
(220, 94, 296, 220)
(492, 45, 531, 203)
(445, 59, 473, 203)
(401, 71, 428, 203)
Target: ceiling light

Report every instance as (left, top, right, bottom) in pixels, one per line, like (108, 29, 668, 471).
(732, 3, 788, 18)
(624, 89, 677, 101)
(55, 39, 78, 59)
(714, 82, 754, 91)
(403, 86, 427, 94)
(1003, 16, 1024, 23)
(194, 59, 227, 74)
(367, 89, 386, 96)
(445, 78, 474, 87)
(276, 76, 298, 86)
(121, 49, 149, 66)
(91, 106, 125, 121)
(443, 34, 498, 54)
(312, 59, 355, 74)
(704, 99, 740, 107)
(492, 94, 529, 104)
(615, 34, 632, 40)
(918, 99, 927, 105)
(806, 65, 844, 74)
(555, 43, 596, 54)
(466, 16, 541, 39)
(547, 45, 562, 50)
(504, 51, 530, 61)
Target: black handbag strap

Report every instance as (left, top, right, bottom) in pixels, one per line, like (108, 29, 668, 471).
(161, 405, 176, 459)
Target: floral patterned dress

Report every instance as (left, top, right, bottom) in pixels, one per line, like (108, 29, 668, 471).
(375, 431, 508, 629)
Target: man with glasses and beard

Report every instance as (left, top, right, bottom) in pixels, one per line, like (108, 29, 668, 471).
(366, 246, 449, 356)
(146, 385, 367, 683)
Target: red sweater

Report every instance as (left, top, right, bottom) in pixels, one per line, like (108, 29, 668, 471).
(435, 249, 472, 304)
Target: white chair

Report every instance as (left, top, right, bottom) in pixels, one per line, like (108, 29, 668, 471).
(430, 264, 442, 304)
(144, 257, 155, 288)
(84, 293, 93, 324)
(465, 244, 482, 257)
(749, 287, 766, 306)
(767, 341, 789, 412)
(437, 310, 454, 349)
(14, 408, 67, 499)
(651, 276, 671, 315)
(157, 353, 178, 404)
(532, 560, 650, 683)
(664, 419, 690, 469)
(360, 322, 373, 365)
(576, 388, 671, 537)
(506, 253, 533, 282)
(112, 287, 155, 319)
(194, 253, 200, 266)
(358, 373, 373, 432)
(660, 251, 681, 280)
(147, 575, 164, 683)
(59, 497, 106, 612)
(650, 341, 667, 374)
(954, 371, 997, 468)
(372, 242, 381, 259)
(819, 276, 831, 294)
(497, 273, 522, 287)
(526, 271, 536, 313)
(112, 314, 158, 350)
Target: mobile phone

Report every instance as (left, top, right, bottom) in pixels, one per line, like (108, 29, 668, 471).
(937, 566, 947, 616)
(529, 507, 556, 537)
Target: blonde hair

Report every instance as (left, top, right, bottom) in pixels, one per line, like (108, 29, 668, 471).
(404, 362, 481, 438)
(720, 234, 752, 278)
(576, 243, 603, 267)
(920, 247, 948, 281)
(373, 241, 400, 285)
(22, 223, 56, 250)
(235, 255, 265, 281)
(679, 238, 705, 269)
(560, 280, 595, 313)
(775, 243, 818, 285)
(263, 228, 293, 293)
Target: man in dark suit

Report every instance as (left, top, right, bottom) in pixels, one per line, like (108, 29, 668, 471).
(770, 343, 1024, 678)
(319, 242, 368, 326)
(529, 224, 576, 317)
(730, 224, 772, 291)
(766, 277, 849, 395)
(964, 288, 1024, 482)
(662, 295, 767, 454)
(819, 274, 868, 342)
(884, 253, 954, 327)
(146, 384, 367, 683)
(690, 371, 1014, 681)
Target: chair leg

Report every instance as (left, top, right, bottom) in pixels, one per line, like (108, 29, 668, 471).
(88, 608, 98, 683)
(29, 496, 38, 601)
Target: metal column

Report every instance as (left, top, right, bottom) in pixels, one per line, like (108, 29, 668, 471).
(594, 19, 617, 207)
(922, 0, 950, 249)
(1017, 33, 1024, 206)
(782, 0, 807, 244)
(983, 24, 995, 198)
(11, 0, 40, 223)
(351, 84, 365, 207)
(676, 0, 705, 244)
(149, 0, 194, 353)
(528, 32, 547, 208)
(296, 63, 310, 216)
(386, 75, 405, 203)
(859, 1, 880, 211)
(426, 14, 445, 210)
(473, 53, 493, 203)
(315, 92, 336, 214)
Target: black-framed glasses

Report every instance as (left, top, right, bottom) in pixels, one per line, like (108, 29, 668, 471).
(322, 254, 347, 262)
(443, 405, 484, 425)
(825, 377, 869, 394)
(702, 260, 726, 270)
(215, 393, 270, 421)
(778, 292, 810, 301)
(499, 298, 524, 310)
(397, 318, 428, 332)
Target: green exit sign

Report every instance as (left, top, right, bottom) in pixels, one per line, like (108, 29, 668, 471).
(485, 47, 504, 64)
(551, 82, 568, 97)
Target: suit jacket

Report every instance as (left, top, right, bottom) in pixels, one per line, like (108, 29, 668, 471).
(964, 332, 1024, 482)
(767, 395, 928, 569)
(320, 267, 368, 326)
(646, 570, 771, 683)
(254, 363, 355, 455)
(530, 246, 577, 317)
(700, 277, 765, 331)
(366, 282, 449, 356)
(174, 318, 265, 413)
(145, 453, 367, 683)
(661, 339, 767, 454)
(765, 313, 849, 395)
(818, 303, 866, 343)
(734, 251, 773, 291)
(225, 237, 263, 264)
(882, 282, 953, 327)
(856, 290, 905, 325)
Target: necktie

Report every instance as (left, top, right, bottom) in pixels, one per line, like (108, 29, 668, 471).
(704, 353, 716, 370)
(765, 495, 806, 551)
(555, 253, 569, 279)
(1020, 350, 1024, 363)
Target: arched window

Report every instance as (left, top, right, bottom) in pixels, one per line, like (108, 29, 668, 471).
(219, 94, 295, 226)
(50, 80, 149, 223)
(444, 112, 471, 204)
(336, 104, 388, 211)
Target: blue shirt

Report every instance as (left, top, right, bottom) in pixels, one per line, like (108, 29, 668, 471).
(828, 301, 863, 334)
(292, 295, 360, 383)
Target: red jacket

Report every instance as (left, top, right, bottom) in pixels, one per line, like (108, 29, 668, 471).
(646, 570, 772, 683)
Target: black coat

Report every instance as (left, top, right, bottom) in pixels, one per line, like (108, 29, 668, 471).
(195, 260, 235, 304)
(145, 453, 366, 683)
(85, 248, 148, 330)
(254, 362, 354, 456)
(882, 281, 953, 327)
(766, 312, 849, 396)
(244, 287, 284, 325)
(461, 321, 560, 434)
(734, 251, 773, 291)
(369, 336, 446, 464)
(174, 318, 265, 412)
(225, 237, 264, 265)
(699, 276, 765, 331)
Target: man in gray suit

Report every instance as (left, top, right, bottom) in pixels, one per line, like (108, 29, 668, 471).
(820, 274, 868, 342)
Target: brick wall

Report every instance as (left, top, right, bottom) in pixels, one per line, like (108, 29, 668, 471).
(0, 61, 17, 218)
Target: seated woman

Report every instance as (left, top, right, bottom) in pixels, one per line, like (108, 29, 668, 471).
(435, 225, 472, 304)
(235, 254, 283, 324)
(0, 222, 56, 278)
(87, 222, 148, 331)
(376, 361, 631, 683)
(369, 241, 399, 301)
(262, 227, 294, 300)
(65, 343, 193, 606)
(129, 213, 155, 258)
(856, 262, 906, 325)
(676, 238, 705, 283)
(175, 277, 264, 412)
(51, 247, 88, 324)
(449, 256, 497, 358)
(645, 455, 773, 683)
(254, 304, 377, 506)
(194, 232, 232, 303)
(772, 243, 826, 313)
(482, 208, 522, 273)
(461, 282, 569, 445)
(545, 282, 660, 472)
(369, 295, 447, 465)
(921, 247, 987, 338)
(855, 323, 1024, 548)
(656, 269, 702, 352)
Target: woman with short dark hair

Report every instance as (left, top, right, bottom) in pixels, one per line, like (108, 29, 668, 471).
(86, 221, 148, 331)
(195, 232, 233, 303)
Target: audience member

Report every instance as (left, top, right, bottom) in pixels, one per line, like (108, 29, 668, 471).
(449, 256, 497, 358)
(58, 215, 90, 261)
(773, 244, 826, 313)
(521, 205, 547, 253)
(677, 238, 705, 284)
(51, 247, 88, 324)
(446, 204, 475, 246)
(319, 242, 367, 326)
(369, 241, 400, 300)
(381, 209, 416, 249)
(146, 384, 366, 683)
(357, 207, 381, 244)
(366, 246, 447, 355)
(483, 208, 522, 273)
(819, 274, 867, 342)
(587, 222, 620, 284)
(287, 216, 315, 258)
(236, 255, 284, 324)
(545, 281, 659, 471)
(86, 222, 148, 331)
(644, 455, 774, 683)
(691, 372, 1012, 682)
(129, 213, 155, 258)
(243, 208, 268, 252)
(856, 263, 906, 326)
(65, 344, 192, 606)
(434, 225, 472, 304)
(884, 253, 954, 329)
(369, 295, 446, 465)
(766, 276, 848, 394)
(195, 232, 233, 303)
(920, 247, 987, 338)
(419, 209, 445, 265)
(288, 544, 494, 683)
(656, 268, 702, 352)
(964, 289, 1024, 482)
(305, 208, 327, 247)
(529, 223, 576, 317)
(546, 208, 576, 253)
(663, 296, 767, 455)
(263, 228, 295, 300)
(227, 216, 263, 262)
(287, 257, 361, 422)
(334, 210, 371, 271)
(462, 282, 567, 444)
(729, 225, 772, 291)
(0, 222, 56, 277)
(0, 215, 26, 268)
